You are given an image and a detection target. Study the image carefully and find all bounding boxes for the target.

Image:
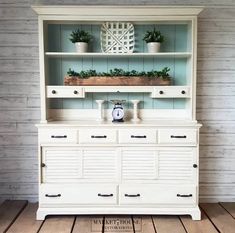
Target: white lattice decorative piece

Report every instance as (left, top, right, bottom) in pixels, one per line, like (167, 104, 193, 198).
(100, 22, 135, 53)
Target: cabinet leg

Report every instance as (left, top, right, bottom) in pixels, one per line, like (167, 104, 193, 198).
(190, 207, 201, 220)
(36, 209, 47, 220)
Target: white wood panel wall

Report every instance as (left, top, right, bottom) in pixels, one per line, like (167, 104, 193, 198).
(0, 0, 235, 202)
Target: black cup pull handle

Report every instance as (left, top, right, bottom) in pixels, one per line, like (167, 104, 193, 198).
(177, 194, 192, 197)
(131, 135, 147, 138)
(51, 135, 67, 138)
(171, 135, 187, 139)
(125, 194, 141, 197)
(98, 193, 113, 197)
(45, 194, 61, 197)
(91, 135, 107, 138)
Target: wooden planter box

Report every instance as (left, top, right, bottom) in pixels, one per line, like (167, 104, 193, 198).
(64, 76, 171, 86)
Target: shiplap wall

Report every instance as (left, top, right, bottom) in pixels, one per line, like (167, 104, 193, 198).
(0, 0, 235, 202)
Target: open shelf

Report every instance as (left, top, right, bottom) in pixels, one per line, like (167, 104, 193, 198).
(45, 52, 192, 58)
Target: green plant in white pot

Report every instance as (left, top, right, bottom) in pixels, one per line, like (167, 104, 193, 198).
(69, 29, 92, 53)
(143, 28, 164, 53)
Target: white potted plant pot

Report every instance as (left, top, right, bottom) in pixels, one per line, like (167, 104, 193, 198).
(147, 42, 161, 53)
(75, 42, 88, 53)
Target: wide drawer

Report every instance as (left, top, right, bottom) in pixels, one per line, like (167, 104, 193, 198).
(39, 129, 78, 144)
(79, 129, 117, 144)
(47, 86, 84, 98)
(158, 129, 197, 145)
(40, 184, 117, 205)
(151, 86, 190, 98)
(119, 184, 196, 205)
(119, 129, 157, 144)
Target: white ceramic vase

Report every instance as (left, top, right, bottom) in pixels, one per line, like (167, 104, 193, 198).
(75, 42, 88, 53)
(147, 42, 161, 53)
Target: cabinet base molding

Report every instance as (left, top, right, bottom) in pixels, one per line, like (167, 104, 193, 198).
(36, 206, 201, 221)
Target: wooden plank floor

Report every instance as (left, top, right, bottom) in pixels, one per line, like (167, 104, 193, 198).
(0, 201, 235, 233)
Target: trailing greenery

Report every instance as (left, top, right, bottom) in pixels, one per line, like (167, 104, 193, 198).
(69, 29, 92, 43)
(67, 67, 171, 80)
(143, 28, 164, 43)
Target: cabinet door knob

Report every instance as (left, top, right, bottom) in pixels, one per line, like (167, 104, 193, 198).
(51, 135, 67, 138)
(41, 163, 46, 167)
(52, 90, 56, 94)
(159, 90, 164, 94)
(98, 193, 113, 197)
(125, 194, 140, 197)
(193, 164, 198, 168)
(131, 135, 146, 138)
(45, 194, 61, 197)
(181, 90, 186, 94)
(91, 135, 107, 138)
(177, 194, 192, 197)
(170, 135, 187, 138)
(74, 90, 78, 94)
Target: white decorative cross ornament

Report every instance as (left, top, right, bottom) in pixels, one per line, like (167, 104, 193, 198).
(100, 22, 135, 53)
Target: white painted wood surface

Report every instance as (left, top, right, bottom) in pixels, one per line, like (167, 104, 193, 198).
(0, 0, 235, 203)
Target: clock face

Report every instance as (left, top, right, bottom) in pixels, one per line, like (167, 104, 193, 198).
(112, 108, 124, 120)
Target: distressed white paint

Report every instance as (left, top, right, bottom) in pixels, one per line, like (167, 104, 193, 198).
(0, 0, 234, 204)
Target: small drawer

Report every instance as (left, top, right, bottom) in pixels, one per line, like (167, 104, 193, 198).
(119, 184, 196, 205)
(47, 86, 84, 98)
(79, 129, 117, 144)
(119, 129, 157, 144)
(152, 86, 190, 98)
(40, 184, 117, 205)
(158, 129, 197, 145)
(39, 129, 78, 144)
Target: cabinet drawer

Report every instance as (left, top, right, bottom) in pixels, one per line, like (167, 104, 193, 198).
(119, 185, 196, 205)
(47, 86, 84, 98)
(119, 129, 157, 144)
(152, 86, 190, 98)
(40, 184, 117, 205)
(79, 129, 117, 144)
(158, 129, 197, 145)
(39, 129, 78, 144)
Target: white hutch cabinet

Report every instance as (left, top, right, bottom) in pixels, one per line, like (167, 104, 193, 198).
(32, 5, 203, 220)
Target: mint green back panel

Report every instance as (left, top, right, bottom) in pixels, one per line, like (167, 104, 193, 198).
(47, 23, 189, 109)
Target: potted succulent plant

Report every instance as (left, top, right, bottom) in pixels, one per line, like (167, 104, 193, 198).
(69, 29, 92, 53)
(143, 28, 164, 53)
(64, 67, 171, 86)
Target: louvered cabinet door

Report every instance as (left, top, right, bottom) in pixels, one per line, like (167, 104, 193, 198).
(121, 148, 158, 181)
(82, 148, 118, 181)
(158, 148, 197, 183)
(42, 147, 82, 183)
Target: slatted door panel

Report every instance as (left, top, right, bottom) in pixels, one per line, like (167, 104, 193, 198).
(82, 148, 118, 181)
(158, 149, 195, 182)
(42, 148, 82, 183)
(121, 149, 158, 180)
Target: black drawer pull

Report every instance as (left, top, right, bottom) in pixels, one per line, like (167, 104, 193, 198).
(125, 194, 141, 197)
(45, 194, 61, 197)
(171, 135, 187, 139)
(98, 193, 113, 197)
(91, 135, 107, 138)
(177, 194, 192, 197)
(131, 135, 146, 138)
(51, 135, 67, 138)
(52, 90, 56, 94)
(74, 90, 78, 94)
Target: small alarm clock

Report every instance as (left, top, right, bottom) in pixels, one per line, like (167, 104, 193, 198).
(110, 100, 126, 123)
